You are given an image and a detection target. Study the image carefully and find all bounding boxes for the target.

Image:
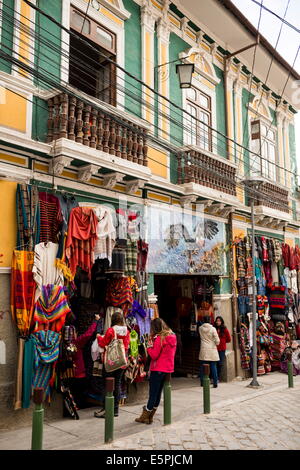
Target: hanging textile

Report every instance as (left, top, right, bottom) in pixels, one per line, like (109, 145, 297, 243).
(33, 284, 71, 333)
(39, 192, 63, 244)
(66, 207, 98, 279)
(124, 239, 138, 276)
(239, 323, 251, 370)
(56, 194, 78, 280)
(16, 183, 40, 251)
(107, 239, 127, 274)
(94, 206, 116, 265)
(14, 337, 25, 410)
(31, 330, 60, 401)
(22, 336, 35, 408)
(11, 250, 35, 336)
(32, 242, 64, 302)
(106, 277, 133, 315)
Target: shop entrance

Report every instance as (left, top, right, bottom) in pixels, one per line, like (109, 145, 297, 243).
(154, 274, 217, 377)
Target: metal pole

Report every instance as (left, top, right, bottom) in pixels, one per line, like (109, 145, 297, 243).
(203, 364, 211, 414)
(287, 352, 294, 388)
(249, 197, 260, 387)
(104, 377, 115, 444)
(163, 373, 171, 425)
(31, 387, 44, 450)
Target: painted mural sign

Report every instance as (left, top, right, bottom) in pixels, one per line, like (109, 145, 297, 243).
(147, 204, 226, 275)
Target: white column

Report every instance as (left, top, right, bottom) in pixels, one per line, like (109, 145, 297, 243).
(141, 1, 156, 127)
(157, 16, 170, 141)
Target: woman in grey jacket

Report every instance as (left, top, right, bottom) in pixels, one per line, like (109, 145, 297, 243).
(199, 316, 220, 388)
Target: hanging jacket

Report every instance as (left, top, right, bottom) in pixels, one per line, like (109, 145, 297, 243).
(147, 333, 177, 373)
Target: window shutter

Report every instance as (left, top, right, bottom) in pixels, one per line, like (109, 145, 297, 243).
(251, 119, 261, 140)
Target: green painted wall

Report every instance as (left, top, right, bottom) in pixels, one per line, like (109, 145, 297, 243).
(213, 277, 231, 295)
(292, 200, 297, 221)
(169, 33, 189, 183)
(289, 123, 297, 192)
(248, 228, 284, 241)
(123, 0, 142, 119)
(214, 65, 226, 159)
(34, 0, 62, 90)
(32, 96, 48, 142)
(0, 0, 15, 74)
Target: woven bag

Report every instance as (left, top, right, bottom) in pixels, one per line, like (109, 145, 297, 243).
(104, 329, 127, 372)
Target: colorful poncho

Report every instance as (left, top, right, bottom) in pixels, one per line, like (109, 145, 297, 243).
(33, 284, 71, 333)
(31, 330, 60, 400)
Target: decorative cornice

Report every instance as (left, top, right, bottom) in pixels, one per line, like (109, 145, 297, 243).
(102, 172, 125, 189)
(141, 0, 157, 29)
(180, 195, 198, 207)
(78, 164, 101, 182)
(125, 179, 146, 195)
(156, 16, 171, 42)
(49, 156, 73, 176)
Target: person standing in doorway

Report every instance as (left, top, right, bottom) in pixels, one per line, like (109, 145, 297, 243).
(199, 315, 220, 388)
(135, 318, 177, 425)
(214, 316, 231, 381)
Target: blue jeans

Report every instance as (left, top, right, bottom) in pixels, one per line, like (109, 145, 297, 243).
(147, 371, 166, 410)
(199, 361, 218, 386)
(217, 351, 226, 380)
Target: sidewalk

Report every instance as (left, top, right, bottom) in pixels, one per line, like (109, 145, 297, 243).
(0, 372, 299, 450)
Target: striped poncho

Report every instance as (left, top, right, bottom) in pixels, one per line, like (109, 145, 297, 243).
(32, 330, 60, 400)
(33, 284, 71, 333)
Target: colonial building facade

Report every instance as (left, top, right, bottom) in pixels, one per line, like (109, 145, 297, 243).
(0, 0, 299, 422)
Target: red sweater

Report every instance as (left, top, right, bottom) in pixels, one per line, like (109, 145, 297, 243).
(73, 322, 97, 378)
(216, 327, 231, 352)
(97, 326, 130, 351)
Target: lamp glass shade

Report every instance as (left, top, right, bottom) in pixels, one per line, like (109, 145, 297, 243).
(176, 63, 194, 88)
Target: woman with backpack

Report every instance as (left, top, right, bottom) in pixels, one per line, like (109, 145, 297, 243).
(94, 311, 130, 418)
(135, 318, 177, 425)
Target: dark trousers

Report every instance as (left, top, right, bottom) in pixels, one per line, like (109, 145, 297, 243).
(147, 371, 166, 410)
(199, 361, 218, 386)
(103, 367, 125, 413)
(217, 350, 226, 380)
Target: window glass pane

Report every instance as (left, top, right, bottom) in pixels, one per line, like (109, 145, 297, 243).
(261, 124, 267, 136)
(187, 88, 196, 101)
(269, 144, 275, 162)
(96, 27, 113, 50)
(199, 111, 210, 150)
(268, 129, 275, 141)
(186, 104, 197, 145)
(199, 93, 209, 109)
(72, 11, 90, 34)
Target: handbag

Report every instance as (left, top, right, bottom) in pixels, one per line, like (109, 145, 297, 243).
(104, 329, 128, 372)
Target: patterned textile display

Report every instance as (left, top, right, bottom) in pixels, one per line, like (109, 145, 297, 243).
(66, 207, 98, 279)
(56, 195, 79, 280)
(33, 285, 71, 333)
(39, 192, 63, 244)
(32, 242, 64, 302)
(107, 239, 127, 274)
(239, 323, 251, 370)
(270, 331, 288, 370)
(124, 239, 138, 276)
(137, 240, 149, 272)
(106, 277, 133, 316)
(11, 250, 36, 336)
(16, 184, 40, 251)
(94, 206, 116, 265)
(31, 330, 60, 400)
(22, 336, 35, 408)
(269, 285, 286, 315)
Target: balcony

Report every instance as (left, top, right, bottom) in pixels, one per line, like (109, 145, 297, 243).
(46, 92, 149, 167)
(177, 146, 237, 197)
(253, 181, 290, 215)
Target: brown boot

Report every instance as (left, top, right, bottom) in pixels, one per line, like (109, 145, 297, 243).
(148, 407, 157, 424)
(135, 406, 151, 424)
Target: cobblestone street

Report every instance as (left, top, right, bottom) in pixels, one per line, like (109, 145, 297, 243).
(90, 387, 300, 451)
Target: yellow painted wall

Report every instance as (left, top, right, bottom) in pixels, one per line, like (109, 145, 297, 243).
(0, 181, 17, 267)
(0, 89, 27, 133)
(148, 147, 168, 178)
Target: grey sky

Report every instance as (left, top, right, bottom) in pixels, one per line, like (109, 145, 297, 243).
(231, 0, 300, 168)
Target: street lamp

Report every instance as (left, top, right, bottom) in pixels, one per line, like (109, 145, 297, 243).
(242, 178, 264, 389)
(154, 55, 194, 89)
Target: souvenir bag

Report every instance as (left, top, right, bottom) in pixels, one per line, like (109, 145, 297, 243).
(104, 329, 128, 372)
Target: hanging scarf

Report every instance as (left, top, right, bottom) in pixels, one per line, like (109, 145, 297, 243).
(33, 284, 71, 332)
(16, 184, 40, 251)
(31, 330, 60, 400)
(66, 207, 98, 279)
(11, 250, 35, 336)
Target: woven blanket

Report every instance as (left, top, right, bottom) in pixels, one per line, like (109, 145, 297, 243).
(34, 284, 71, 332)
(32, 330, 60, 399)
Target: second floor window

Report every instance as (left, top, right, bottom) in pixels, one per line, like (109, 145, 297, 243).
(185, 87, 212, 151)
(69, 7, 116, 105)
(250, 120, 277, 181)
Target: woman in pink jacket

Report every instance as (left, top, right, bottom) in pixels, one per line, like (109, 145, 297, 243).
(135, 318, 177, 425)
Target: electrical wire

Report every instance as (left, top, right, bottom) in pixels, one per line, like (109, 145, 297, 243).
(0, 11, 296, 187)
(249, 0, 300, 35)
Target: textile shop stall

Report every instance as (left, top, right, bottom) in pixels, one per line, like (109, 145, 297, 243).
(10, 184, 158, 417)
(235, 235, 300, 376)
(154, 275, 217, 377)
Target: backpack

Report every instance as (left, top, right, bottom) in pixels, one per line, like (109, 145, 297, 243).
(104, 329, 128, 372)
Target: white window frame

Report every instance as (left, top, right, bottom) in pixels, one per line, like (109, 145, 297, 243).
(249, 117, 278, 183)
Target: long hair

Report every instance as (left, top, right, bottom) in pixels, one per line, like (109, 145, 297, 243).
(111, 311, 125, 327)
(214, 316, 226, 335)
(150, 318, 172, 344)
